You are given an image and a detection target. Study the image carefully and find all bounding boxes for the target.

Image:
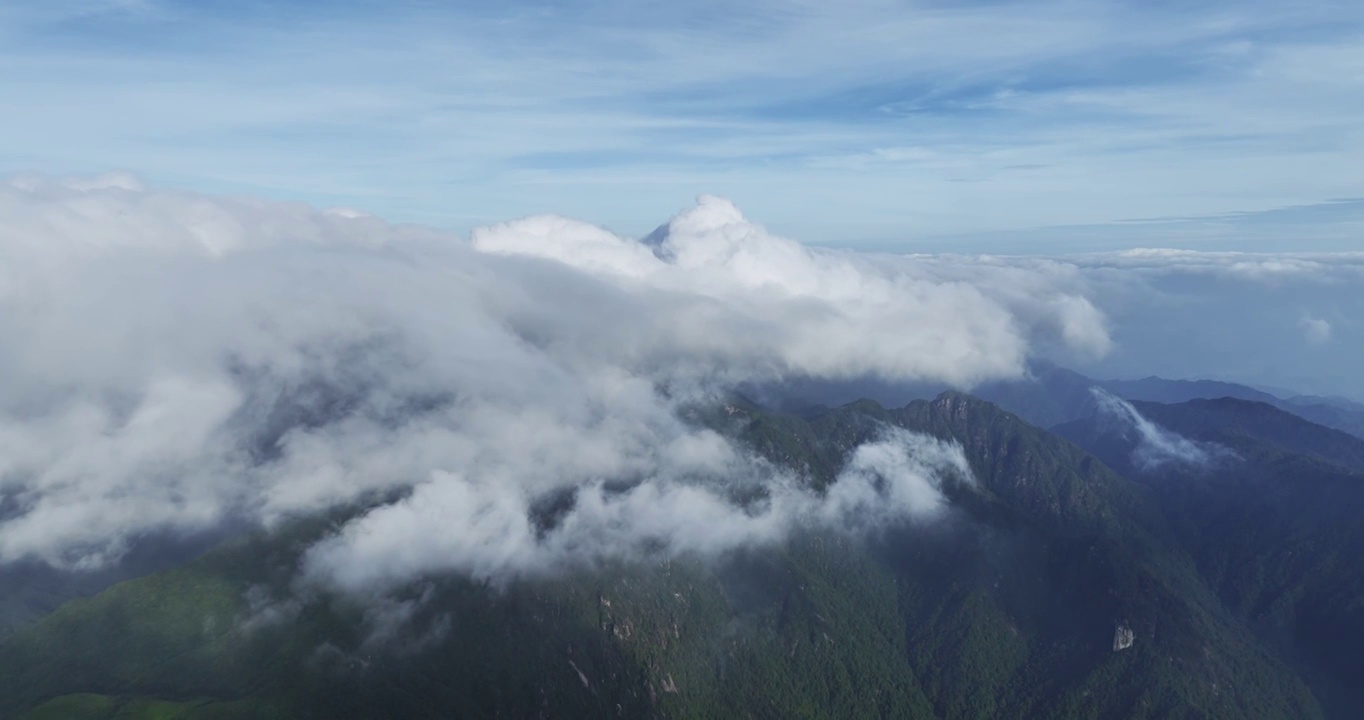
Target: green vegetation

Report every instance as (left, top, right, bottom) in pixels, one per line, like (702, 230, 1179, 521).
(0, 392, 1353, 718)
(1135, 397, 1364, 472)
(1056, 396, 1364, 718)
(15, 695, 281, 720)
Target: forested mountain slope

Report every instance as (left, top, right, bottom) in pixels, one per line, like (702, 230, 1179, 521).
(0, 394, 1341, 719)
(1056, 398, 1364, 718)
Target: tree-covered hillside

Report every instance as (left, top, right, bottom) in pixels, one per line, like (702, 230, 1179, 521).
(1056, 397, 1364, 718)
(0, 393, 1348, 719)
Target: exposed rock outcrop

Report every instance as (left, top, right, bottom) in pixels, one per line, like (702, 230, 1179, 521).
(1113, 622, 1135, 652)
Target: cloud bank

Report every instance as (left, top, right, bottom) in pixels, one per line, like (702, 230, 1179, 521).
(0, 177, 1108, 591)
(304, 427, 972, 593)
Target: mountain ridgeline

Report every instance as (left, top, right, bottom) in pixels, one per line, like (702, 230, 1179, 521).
(971, 365, 1364, 442)
(1, 388, 1360, 719)
(1054, 396, 1364, 718)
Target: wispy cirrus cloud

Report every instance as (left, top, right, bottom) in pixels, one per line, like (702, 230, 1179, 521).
(1, 1, 1362, 247)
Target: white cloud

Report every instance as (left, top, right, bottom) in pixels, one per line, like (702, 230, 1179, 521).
(475, 195, 1113, 386)
(1031, 249, 1364, 397)
(302, 426, 972, 593)
(1090, 389, 1233, 471)
(1300, 315, 1333, 344)
(0, 177, 1105, 593)
(1045, 248, 1364, 285)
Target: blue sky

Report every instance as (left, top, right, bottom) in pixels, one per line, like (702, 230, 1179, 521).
(3, 0, 1363, 251)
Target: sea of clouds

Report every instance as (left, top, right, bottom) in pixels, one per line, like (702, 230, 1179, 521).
(0, 174, 1356, 596)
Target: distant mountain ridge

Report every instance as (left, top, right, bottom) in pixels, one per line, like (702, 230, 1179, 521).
(1133, 397, 1364, 473)
(1102, 376, 1283, 406)
(965, 365, 1364, 441)
(1053, 394, 1364, 718)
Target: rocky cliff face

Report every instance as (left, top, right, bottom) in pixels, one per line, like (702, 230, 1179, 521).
(1114, 622, 1135, 652)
